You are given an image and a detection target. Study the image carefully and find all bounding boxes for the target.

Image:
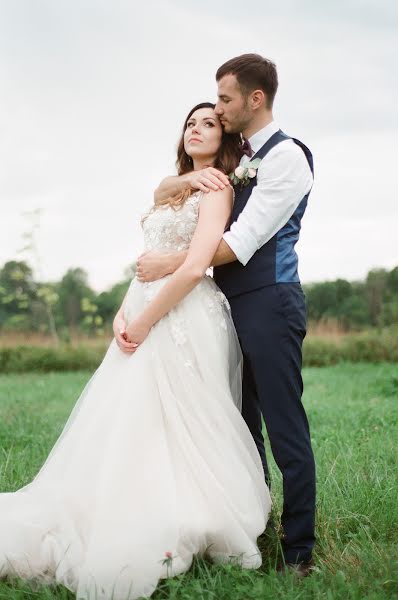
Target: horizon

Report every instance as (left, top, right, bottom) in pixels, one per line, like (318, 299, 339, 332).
(1, 256, 396, 295)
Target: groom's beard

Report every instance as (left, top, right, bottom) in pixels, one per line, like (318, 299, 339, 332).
(222, 106, 252, 135)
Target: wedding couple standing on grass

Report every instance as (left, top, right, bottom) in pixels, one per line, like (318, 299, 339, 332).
(0, 53, 316, 599)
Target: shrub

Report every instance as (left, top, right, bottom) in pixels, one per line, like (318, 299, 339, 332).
(0, 345, 107, 373)
(303, 329, 398, 367)
(0, 329, 397, 373)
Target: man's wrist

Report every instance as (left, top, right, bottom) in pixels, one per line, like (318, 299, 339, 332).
(165, 253, 178, 275)
(180, 173, 192, 190)
(155, 174, 191, 203)
(211, 239, 238, 267)
(166, 251, 187, 274)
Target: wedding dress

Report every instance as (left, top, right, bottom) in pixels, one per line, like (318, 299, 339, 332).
(0, 191, 271, 599)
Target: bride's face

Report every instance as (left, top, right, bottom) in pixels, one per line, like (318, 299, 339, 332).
(184, 108, 223, 164)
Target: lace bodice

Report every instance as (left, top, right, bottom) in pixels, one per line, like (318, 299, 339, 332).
(142, 192, 202, 252)
(129, 189, 231, 330)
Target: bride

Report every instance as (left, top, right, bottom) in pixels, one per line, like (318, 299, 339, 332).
(0, 102, 271, 599)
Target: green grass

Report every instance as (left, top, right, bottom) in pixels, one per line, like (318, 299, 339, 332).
(0, 364, 397, 599)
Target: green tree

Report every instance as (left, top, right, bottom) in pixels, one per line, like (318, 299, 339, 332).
(96, 281, 130, 328)
(305, 281, 336, 322)
(366, 269, 388, 327)
(0, 261, 36, 331)
(18, 208, 59, 343)
(305, 278, 369, 331)
(381, 267, 398, 326)
(96, 265, 135, 329)
(56, 268, 95, 333)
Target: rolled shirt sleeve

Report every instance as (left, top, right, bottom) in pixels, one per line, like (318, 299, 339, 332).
(223, 140, 314, 266)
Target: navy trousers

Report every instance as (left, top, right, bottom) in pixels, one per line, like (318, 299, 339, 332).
(229, 283, 316, 564)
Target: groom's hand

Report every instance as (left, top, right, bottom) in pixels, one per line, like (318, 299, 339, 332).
(136, 250, 186, 282)
(154, 169, 230, 203)
(187, 167, 230, 193)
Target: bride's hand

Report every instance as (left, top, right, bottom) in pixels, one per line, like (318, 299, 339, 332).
(113, 312, 137, 353)
(125, 318, 151, 351)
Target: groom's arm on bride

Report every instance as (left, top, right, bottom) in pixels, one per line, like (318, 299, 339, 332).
(154, 168, 230, 203)
(141, 143, 314, 282)
(136, 234, 237, 283)
(145, 141, 315, 279)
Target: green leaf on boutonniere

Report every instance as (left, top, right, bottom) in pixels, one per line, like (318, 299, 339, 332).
(228, 172, 240, 185)
(246, 158, 262, 169)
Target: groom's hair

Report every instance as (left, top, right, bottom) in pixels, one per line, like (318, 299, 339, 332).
(216, 53, 278, 109)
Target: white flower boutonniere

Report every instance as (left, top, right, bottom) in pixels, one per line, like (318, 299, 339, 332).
(229, 158, 262, 189)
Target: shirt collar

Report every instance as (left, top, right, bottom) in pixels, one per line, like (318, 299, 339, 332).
(248, 121, 280, 154)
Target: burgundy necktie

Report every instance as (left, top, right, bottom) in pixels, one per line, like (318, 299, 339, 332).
(241, 137, 254, 158)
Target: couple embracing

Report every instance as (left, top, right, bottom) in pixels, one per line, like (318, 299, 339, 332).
(0, 53, 316, 599)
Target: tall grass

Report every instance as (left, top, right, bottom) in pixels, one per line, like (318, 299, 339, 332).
(1, 329, 397, 374)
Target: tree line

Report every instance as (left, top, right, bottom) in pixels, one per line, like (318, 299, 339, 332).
(0, 260, 397, 341)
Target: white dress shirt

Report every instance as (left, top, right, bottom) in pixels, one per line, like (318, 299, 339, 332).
(223, 121, 313, 266)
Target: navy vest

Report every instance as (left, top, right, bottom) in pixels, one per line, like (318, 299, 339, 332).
(213, 130, 314, 298)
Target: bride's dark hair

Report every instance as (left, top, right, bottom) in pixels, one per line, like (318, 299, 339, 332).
(155, 102, 242, 210)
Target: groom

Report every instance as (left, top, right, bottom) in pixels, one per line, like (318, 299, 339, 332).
(136, 53, 316, 574)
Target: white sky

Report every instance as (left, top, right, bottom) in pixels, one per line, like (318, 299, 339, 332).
(1, 0, 397, 291)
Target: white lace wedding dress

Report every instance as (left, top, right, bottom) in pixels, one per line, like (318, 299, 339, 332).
(0, 191, 271, 599)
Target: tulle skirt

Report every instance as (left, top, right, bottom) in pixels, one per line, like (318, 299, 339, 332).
(0, 275, 271, 599)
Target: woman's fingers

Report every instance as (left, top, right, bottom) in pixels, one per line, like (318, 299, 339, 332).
(116, 340, 138, 353)
(115, 332, 136, 351)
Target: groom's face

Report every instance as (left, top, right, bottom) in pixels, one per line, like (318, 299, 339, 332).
(215, 74, 251, 134)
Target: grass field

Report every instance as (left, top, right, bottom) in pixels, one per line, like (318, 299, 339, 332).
(0, 364, 397, 599)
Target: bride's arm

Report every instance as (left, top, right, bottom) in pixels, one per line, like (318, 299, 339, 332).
(125, 187, 233, 347)
(136, 234, 237, 282)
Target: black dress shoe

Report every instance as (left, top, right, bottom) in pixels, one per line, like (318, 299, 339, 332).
(277, 559, 315, 578)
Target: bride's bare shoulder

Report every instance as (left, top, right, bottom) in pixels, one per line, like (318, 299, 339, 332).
(200, 185, 233, 207)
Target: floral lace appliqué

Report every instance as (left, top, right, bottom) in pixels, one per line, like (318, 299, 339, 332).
(170, 313, 188, 346)
(142, 193, 201, 253)
(201, 284, 230, 330)
(137, 192, 230, 338)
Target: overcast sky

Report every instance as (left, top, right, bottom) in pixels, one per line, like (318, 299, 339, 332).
(1, 0, 397, 291)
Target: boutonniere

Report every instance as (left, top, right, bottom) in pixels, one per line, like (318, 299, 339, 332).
(229, 158, 262, 189)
